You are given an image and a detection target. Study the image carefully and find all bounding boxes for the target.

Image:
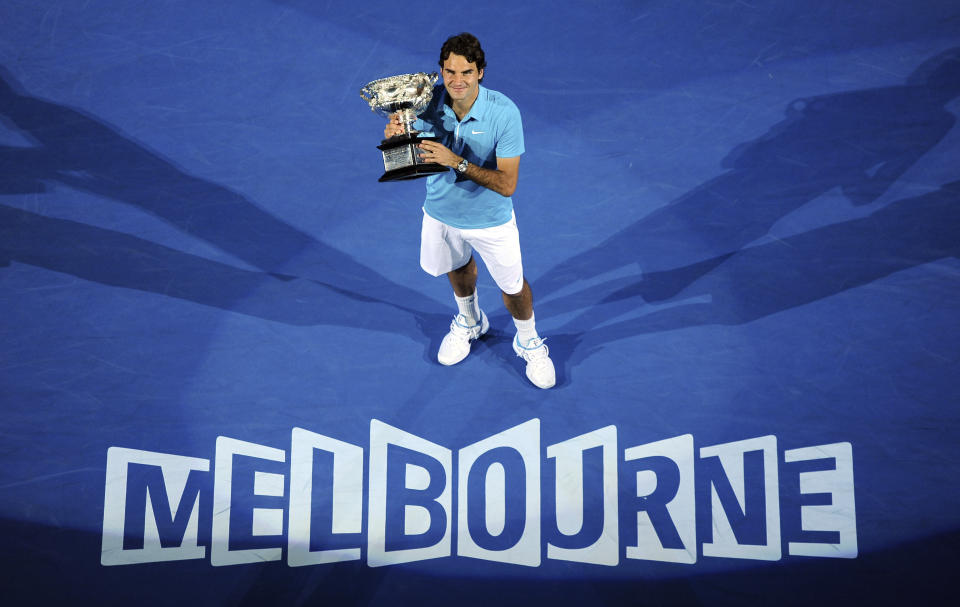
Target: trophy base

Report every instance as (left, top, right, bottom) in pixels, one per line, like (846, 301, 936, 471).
(377, 134, 449, 182)
(379, 163, 448, 182)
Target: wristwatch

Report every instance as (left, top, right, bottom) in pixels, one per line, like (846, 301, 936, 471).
(456, 158, 469, 174)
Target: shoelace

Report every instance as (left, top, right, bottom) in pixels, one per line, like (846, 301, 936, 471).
(449, 314, 481, 340)
(517, 337, 549, 360)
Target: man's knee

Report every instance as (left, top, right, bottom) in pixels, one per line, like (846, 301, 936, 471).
(450, 256, 477, 278)
(502, 278, 529, 299)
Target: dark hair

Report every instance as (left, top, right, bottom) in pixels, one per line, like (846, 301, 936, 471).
(439, 33, 486, 82)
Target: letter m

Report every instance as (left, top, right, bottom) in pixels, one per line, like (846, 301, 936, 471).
(101, 447, 209, 565)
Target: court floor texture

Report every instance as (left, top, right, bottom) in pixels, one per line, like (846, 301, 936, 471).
(2, 1, 959, 605)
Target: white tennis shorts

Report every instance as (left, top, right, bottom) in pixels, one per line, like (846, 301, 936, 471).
(420, 209, 525, 295)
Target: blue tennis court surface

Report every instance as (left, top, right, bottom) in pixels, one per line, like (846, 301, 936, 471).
(2, 1, 959, 604)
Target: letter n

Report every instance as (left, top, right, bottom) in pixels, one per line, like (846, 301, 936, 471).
(701, 435, 781, 561)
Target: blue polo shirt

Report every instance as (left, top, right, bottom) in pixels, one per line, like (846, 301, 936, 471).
(414, 84, 524, 229)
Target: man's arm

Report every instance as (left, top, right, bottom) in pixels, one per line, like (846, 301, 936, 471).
(417, 139, 520, 197)
(462, 155, 520, 197)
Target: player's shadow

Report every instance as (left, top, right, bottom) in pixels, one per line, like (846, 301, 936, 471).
(561, 180, 960, 365)
(537, 48, 960, 373)
(540, 48, 959, 298)
(0, 65, 448, 350)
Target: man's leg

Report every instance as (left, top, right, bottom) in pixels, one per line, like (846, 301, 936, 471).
(447, 256, 483, 326)
(448, 256, 478, 297)
(437, 256, 488, 365)
(501, 278, 532, 320)
(502, 280, 555, 390)
(462, 216, 555, 389)
(421, 214, 488, 365)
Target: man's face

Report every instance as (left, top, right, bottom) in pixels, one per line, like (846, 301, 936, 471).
(441, 53, 483, 105)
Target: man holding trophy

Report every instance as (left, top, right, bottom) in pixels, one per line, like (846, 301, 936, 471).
(366, 32, 555, 389)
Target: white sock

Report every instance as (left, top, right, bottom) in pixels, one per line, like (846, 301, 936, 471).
(455, 292, 480, 326)
(513, 313, 540, 347)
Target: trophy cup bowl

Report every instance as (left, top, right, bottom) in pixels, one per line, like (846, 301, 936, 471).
(360, 72, 449, 182)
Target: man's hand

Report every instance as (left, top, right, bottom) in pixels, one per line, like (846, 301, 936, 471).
(419, 139, 520, 197)
(417, 139, 460, 168)
(383, 113, 406, 139)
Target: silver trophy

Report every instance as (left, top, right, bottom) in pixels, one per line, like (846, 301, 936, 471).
(360, 72, 448, 182)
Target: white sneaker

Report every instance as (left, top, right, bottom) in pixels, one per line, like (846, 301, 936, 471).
(437, 311, 489, 366)
(512, 336, 556, 389)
